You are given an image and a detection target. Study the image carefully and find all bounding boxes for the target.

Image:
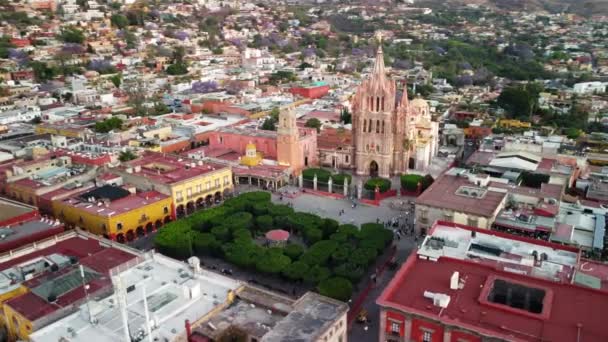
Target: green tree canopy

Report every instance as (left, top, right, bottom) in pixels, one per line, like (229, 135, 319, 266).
(305, 118, 322, 132)
(110, 14, 129, 29)
(59, 26, 85, 44)
(317, 277, 353, 301)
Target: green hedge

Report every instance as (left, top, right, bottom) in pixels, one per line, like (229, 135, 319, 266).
(400, 174, 434, 192)
(153, 191, 393, 302)
(302, 168, 332, 182)
(364, 178, 392, 193)
(302, 168, 352, 185)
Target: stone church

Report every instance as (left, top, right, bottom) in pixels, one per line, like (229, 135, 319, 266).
(352, 44, 439, 178)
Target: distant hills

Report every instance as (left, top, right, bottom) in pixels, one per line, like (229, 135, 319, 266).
(416, 0, 608, 17)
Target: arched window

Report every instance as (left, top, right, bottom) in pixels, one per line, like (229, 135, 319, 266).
(376, 145, 380, 153)
(369, 119, 373, 132)
(381, 97, 385, 111)
(376, 120, 380, 133)
(376, 97, 380, 112)
(363, 120, 367, 132)
(382, 120, 385, 134)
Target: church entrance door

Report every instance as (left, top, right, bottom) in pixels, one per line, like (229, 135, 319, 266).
(369, 161, 379, 177)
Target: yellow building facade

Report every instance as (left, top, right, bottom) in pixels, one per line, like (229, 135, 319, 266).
(170, 167, 233, 217)
(498, 119, 532, 129)
(53, 191, 172, 243)
(117, 152, 234, 217)
(0, 286, 29, 340)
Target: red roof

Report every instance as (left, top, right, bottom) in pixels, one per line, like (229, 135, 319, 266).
(378, 254, 608, 342)
(1, 234, 138, 322)
(121, 151, 227, 185)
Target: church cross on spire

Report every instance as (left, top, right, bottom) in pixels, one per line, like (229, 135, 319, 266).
(372, 32, 385, 78)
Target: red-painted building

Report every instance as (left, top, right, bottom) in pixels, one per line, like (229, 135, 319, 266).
(289, 84, 330, 99)
(377, 221, 608, 342)
(10, 70, 35, 81)
(10, 38, 31, 48)
(0, 197, 65, 253)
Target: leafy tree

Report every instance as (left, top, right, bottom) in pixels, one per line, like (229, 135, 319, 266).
(256, 248, 291, 274)
(30, 61, 58, 82)
(110, 74, 122, 88)
(284, 243, 304, 260)
(305, 118, 322, 132)
(303, 265, 331, 284)
(211, 225, 231, 242)
(110, 14, 129, 29)
(118, 150, 137, 162)
(94, 117, 123, 133)
(318, 277, 353, 301)
(333, 262, 364, 283)
(300, 240, 338, 266)
(401, 174, 424, 191)
(268, 71, 296, 85)
(261, 107, 280, 131)
(224, 241, 261, 269)
(59, 27, 85, 44)
(282, 261, 309, 280)
(351, 247, 377, 266)
(256, 215, 274, 231)
(192, 232, 221, 256)
(340, 109, 351, 124)
(166, 63, 188, 75)
(496, 84, 543, 120)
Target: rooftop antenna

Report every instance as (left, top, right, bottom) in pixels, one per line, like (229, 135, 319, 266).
(79, 265, 94, 323)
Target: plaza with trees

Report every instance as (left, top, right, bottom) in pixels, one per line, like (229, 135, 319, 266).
(154, 191, 393, 301)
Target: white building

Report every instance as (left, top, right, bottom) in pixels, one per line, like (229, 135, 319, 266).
(573, 82, 607, 95)
(30, 253, 241, 342)
(0, 105, 41, 124)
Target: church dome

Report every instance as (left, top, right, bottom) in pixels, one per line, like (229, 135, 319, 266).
(410, 97, 430, 116)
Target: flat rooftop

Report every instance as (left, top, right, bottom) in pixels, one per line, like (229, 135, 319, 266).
(0, 197, 35, 223)
(121, 151, 227, 185)
(30, 254, 241, 342)
(194, 286, 293, 340)
(416, 174, 507, 217)
(419, 222, 580, 283)
(0, 232, 138, 322)
(378, 253, 608, 342)
(61, 189, 169, 217)
(261, 292, 348, 342)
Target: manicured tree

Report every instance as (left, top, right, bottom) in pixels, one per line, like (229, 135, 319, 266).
(422, 174, 434, 191)
(400, 174, 424, 191)
(302, 168, 331, 182)
(252, 202, 270, 216)
(211, 225, 231, 242)
(300, 240, 339, 266)
(318, 277, 353, 302)
(337, 224, 359, 238)
(192, 232, 221, 256)
(268, 203, 294, 217)
(303, 227, 323, 244)
(232, 228, 252, 243)
(351, 247, 377, 266)
(223, 212, 253, 232)
(364, 178, 392, 193)
(282, 261, 309, 281)
(333, 262, 365, 283)
(330, 244, 353, 265)
(303, 265, 332, 284)
(256, 248, 291, 274)
(256, 215, 274, 232)
(154, 220, 193, 259)
(284, 243, 304, 260)
(223, 241, 261, 269)
(329, 232, 348, 243)
(321, 218, 339, 238)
